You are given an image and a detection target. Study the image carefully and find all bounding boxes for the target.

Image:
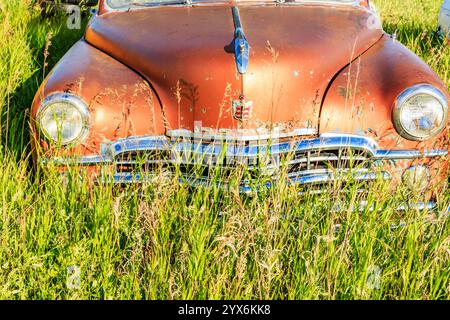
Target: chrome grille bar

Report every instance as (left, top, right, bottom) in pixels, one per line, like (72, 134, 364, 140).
(42, 133, 447, 190)
(45, 133, 448, 166)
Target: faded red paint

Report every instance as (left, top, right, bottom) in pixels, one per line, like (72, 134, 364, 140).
(86, 3, 382, 132)
(319, 34, 449, 151)
(31, 41, 164, 157)
(239, 5, 382, 131)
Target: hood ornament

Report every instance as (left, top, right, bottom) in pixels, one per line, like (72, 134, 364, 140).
(232, 7, 249, 74)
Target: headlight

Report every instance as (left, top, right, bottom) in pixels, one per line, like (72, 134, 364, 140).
(37, 93, 90, 145)
(393, 84, 448, 141)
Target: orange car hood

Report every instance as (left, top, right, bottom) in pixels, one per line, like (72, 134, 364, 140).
(85, 4, 383, 134)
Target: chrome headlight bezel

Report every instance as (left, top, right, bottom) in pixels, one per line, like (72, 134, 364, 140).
(393, 84, 448, 141)
(36, 92, 90, 146)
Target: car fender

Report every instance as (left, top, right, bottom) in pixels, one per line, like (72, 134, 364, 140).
(319, 34, 449, 152)
(31, 40, 165, 157)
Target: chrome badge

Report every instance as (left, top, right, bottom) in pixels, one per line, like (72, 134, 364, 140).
(232, 99, 253, 121)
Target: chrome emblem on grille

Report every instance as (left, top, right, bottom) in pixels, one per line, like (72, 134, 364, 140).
(232, 99, 252, 121)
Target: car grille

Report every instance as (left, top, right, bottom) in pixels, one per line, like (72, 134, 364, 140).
(110, 133, 384, 189)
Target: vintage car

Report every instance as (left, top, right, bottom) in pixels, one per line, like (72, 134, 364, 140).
(31, 0, 449, 206)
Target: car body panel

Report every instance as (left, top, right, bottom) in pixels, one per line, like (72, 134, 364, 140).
(86, 5, 241, 132)
(239, 5, 382, 132)
(31, 40, 164, 156)
(320, 34, 450, 151)
(85, 3, 383, 134)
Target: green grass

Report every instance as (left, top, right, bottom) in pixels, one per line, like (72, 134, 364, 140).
(0, 0, 448, 299)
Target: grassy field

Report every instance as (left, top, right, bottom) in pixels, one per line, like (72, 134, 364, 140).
(0, 0, 448, 299)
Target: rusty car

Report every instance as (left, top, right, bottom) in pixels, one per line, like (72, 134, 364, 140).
(31, 0, 449, 208)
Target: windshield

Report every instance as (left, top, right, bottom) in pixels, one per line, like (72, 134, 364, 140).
(107, 0, 359, 10)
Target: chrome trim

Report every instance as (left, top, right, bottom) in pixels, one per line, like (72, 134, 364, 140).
(41, 133, 448, 166)
(105, 0, 365, 12)
(36, 92, 91, 146)
(105, 0, 195, 11)
(393, 84, 449, 141)
(396, 202, 438, 212)
(41, 133, 449, 193)
(280, 0, 363, 6)
(42, 155, 111, 166)
(166, 127, 316, 141)
(340, 199, 449, 214)
(373, 149, 448, 159)
(109, 168, 390, 192)
(334, 201, 438, 214)
(106, 135, 169, 158)
(288, 170, 391, 185)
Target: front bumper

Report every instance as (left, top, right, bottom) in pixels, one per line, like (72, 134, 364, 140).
(42, 133, 448, 194)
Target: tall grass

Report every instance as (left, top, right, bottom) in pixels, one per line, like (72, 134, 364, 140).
(375, 0, 450, 87)
(0, 0, 448, 299)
